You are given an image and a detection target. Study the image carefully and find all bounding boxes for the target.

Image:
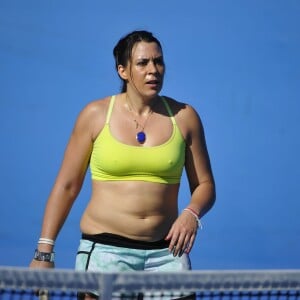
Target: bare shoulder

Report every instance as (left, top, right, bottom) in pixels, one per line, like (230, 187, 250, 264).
(73, 95, 113, 139)
(80, 95, 111, 119)
(162, 96, 202, 131)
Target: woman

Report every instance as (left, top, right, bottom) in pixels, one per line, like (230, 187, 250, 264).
(30, 30, 215, 299)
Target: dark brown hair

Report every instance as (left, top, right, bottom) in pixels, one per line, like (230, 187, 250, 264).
(113, 30, 163, 92)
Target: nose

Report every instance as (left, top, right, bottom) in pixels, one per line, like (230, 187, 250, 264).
(147, 60, 159, 74)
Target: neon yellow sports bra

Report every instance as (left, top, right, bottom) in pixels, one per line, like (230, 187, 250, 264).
(89, 95, 186, 184)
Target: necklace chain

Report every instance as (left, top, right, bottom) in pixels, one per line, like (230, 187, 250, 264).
(125, 94, 157, 143)
(126, 95, 155, 129)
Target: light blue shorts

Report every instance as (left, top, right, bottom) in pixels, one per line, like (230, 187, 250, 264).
(75, 238, 191, 272)
(75, 234, 194, 299)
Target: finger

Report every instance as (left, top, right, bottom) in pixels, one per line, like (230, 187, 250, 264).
(179, 248, 186, 257)
(171, 233, 187, 257)
(174, 242, 186, 257)
(169, 233, 181, 255)
(180, 234, 192, 255)
(165, 222, 177, 241)
(169, 237, 178, 253)
(35, 289, 49, 300)
(185, 233, 196, 254)
(166, 228, 180, 252)
(171, 244, 177, 256)
(177, 234, 191, 257)
(165, 229, 173, 242)
(172, 244, 182, 257)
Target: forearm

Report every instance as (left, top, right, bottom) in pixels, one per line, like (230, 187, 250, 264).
(166, 180, 215, 256)
(37, 183, 80, 251)
(187, 180, 216, 218)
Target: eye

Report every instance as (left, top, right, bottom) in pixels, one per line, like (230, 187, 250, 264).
(137, 59, 148, 66)
(154, 57, 164, 66)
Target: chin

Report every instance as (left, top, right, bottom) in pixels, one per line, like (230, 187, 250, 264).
(145, 87, 162, 98)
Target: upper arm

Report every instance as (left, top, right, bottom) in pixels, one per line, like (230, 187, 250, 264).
(182, 105, 214, 194)
(54, 101, 102, 191)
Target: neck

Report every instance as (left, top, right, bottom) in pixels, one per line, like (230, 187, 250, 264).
(125, 92, 159, 116)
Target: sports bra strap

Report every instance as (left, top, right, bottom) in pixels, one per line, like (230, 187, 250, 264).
(105, 95, 116, 124)
(161, 97, 176, 125)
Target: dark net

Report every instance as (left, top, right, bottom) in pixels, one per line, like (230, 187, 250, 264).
(0, 267, 299, 300)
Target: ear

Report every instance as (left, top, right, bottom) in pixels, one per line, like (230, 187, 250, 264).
(117, 65, 129, 80)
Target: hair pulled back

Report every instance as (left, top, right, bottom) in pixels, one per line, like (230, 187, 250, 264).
(113, 30, 162, 92)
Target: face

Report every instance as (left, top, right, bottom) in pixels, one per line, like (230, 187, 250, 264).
(119, 41, 165, 98)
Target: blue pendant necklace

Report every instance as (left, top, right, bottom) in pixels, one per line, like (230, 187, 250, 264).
(126, 95, 155, 144)
(134, 120, 150, 144)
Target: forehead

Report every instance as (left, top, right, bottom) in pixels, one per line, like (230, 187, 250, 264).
(131, 41, 163, 59)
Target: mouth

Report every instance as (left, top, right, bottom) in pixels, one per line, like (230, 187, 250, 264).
(146, 79, 160, 86)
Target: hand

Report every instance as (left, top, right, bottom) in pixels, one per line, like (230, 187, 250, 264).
(165, 210, 198, 257)
(29, 259, 55, 269)
(29, 259, 54, 298)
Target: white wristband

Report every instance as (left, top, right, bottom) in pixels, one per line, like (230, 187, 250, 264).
(183, 208, 203, 229)
(38, 238, 55, 246)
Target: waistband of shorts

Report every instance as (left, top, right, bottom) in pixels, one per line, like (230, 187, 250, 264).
(81, 232, 170, 250)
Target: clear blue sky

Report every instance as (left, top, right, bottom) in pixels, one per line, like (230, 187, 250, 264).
(0, 0, 299, 269)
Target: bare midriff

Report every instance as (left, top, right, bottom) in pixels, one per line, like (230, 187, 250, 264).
(80, 180, 180, 242)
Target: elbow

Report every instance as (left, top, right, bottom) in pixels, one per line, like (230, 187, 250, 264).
(210, 180, 217, 202)
(194, 179, 216, 216)
(212, 179, 216, 201)
(61, 178, 84, 200)
(208, 180, 216, 209)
